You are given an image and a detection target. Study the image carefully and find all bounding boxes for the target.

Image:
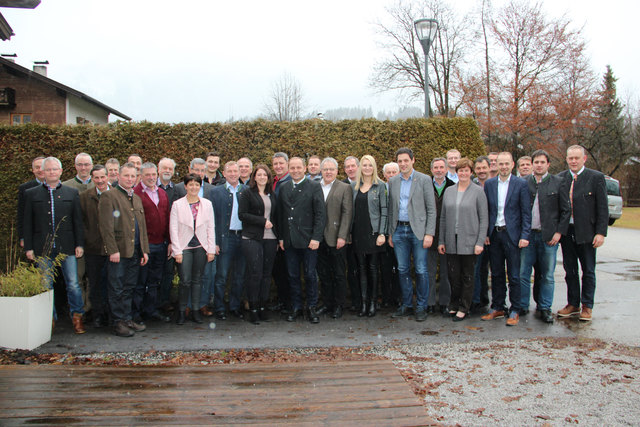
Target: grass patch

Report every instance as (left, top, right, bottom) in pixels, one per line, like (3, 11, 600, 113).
(612, 207, 640, 230)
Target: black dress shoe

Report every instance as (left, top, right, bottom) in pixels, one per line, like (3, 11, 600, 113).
(149, 312, 171, 322)
(392, 306, 411, 318)
(308, 307, 320, 324)
(191, 310, 204, 324)
(439, 306, 449, 317)
(215, 311, 227, 320)
(427, 305, 435, 314)
(249, 309, 260, 325)
(541, 310, 554, 323)
(415, 308, 427, 322)
(230, 309, 244, 319)
(93, 313, 107, 328)
(316, 305, 329, 315)
(113, 320, 134, 337)
(258, 307, 270, 322)
(520, 308, 530, 316)
(176, 311, 186, 325)
(332, 306, 343, 319)
(286, 309, 302, 322)
(453, 313, 466, 322)
(367, 301, 376, 317)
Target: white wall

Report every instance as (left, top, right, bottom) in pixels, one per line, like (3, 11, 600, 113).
(66, 94, 109, 125)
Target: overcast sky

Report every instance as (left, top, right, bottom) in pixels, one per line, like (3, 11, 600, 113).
(2, 0, 638, 123)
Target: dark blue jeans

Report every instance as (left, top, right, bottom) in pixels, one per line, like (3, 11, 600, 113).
(285, 247, 319, 311)
(213, 233, 246, 312)
(107, 247, 142, 323)
(560, 226, 597, 309)
(488, 229, 521, 313)
(133, 242, 167, 318)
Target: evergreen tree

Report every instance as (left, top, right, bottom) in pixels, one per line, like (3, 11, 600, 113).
(586, 66, 630, 176)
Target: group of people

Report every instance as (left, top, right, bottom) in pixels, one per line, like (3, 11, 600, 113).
(16, 143, 608, 337)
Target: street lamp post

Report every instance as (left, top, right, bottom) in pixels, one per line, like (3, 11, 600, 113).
(414, 18, 438, 118)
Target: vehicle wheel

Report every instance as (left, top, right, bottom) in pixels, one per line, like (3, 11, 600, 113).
(609, 218, 616, 226)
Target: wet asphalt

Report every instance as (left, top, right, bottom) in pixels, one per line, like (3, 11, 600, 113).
(35, 226, 640, 354)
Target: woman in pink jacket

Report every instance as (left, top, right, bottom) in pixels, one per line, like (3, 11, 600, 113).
(170, 174, 216, 325)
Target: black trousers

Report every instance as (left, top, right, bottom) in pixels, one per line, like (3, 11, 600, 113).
(560, 226, 597, 309)
(447, 253, 477, 313)
(242, 238, 278, 306)
(355, 251, 379, 304)
(346, 244, 360, 308)
(316, 242, 347, 309)
(85, 254, 109, 316)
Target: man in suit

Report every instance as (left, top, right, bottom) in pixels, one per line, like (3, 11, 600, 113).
(157, 157, 178, 312)
(557, 145, 608, 321)
(471, 156, 491, 312)
(428, 157, 455, 315)
(211, 161, 247, 320)
(17, 156, 45, 247)
(482, 152, 531, 326)
(342, 155, 360, 311)
(79, 165, 111, 328)
(271, 152, 292, 313)
(62, 152, 95, 193)
(99, 162, 150, 337)
(24, 157, 86, 333)
(277, 157, 326, 323)
(205, 152, 225, 186)
(387, 147, 437, 322)
(174, 158, 214, 200)
(316, 157, 353, 319)
(520, 149, 570, 324)
(133, 162, 171, 323)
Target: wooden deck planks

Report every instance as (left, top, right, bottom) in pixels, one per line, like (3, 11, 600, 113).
(0, 360, 434, 426)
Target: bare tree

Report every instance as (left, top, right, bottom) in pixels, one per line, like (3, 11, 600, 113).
(264, 73, 305, 121)
(370, 0, 473, 117)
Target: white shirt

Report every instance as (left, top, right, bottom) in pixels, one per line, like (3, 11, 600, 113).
(320, 179, 334, 201)
(496, 174, 511, 227)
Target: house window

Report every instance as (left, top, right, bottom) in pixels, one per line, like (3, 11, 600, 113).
(11, 114, 32, 125)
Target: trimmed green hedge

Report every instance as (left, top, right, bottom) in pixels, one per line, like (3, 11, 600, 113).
(0, 117, 484, 270)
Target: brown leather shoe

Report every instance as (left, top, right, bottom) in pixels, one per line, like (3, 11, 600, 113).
(557, 304, 580, 318)
(481, 310, 505, 321)
(113, 320, 134, 337)
(506, 312, 519, 326)
(125, 319, 146, 332)
(72, 313, 86, 334)
(579, 307, 592, 321)
(199, 306, 213, 317)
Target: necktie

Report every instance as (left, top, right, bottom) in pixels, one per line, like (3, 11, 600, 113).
(569, 172, 577, 218)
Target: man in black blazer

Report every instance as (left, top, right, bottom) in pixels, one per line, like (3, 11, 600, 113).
(342, 155, 360, 311)
(482, 152, 531, 326)
(557, 145, 608, 321)
(23, 157, 86, 334)
(17, 156, 45, 247)
(520, 150, 570, 323)
(173, 158, 215, 201)
(277, 157, 326, 323)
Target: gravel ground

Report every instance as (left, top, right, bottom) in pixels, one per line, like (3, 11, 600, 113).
(2, 337, 638, 426)
(377, 337, 640, 426)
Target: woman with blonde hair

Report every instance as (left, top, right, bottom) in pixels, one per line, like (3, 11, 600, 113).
(351, 155, 388, 317)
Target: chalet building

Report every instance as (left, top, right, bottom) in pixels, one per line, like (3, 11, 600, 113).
(0, 56, 131, 125)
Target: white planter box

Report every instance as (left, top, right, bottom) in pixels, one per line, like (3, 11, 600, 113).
(0, 290, 53, 351)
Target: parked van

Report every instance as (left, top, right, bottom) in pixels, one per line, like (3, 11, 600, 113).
(605, 176, 623, 225)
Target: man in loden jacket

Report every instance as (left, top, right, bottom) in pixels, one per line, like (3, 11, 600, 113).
(99, 162, 150, 337)
(24, 156, 86, 334)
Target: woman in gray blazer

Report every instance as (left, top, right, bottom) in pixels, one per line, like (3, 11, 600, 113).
(351, 155, 388, 317)
(438, 158, 488, 321)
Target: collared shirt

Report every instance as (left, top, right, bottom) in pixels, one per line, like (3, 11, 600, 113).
(569, 166, 585, 224)
(531, 173, 548, 230)
(292, 176, 306, 188)
(96, 184, 110, 197)
(433, 177, 447, 197)
(320, 179, 334, 201)
(157, 178, 174, 189)
(496, 174, 511, 227)
(141, 181, 160, 206)
(307, 173, 322, 182)
(399, 170, 415, 222)
(118, 183, 134, 197)
(75, 175, 92, 185)
(226, 182, 243, 231)
(447, 170, 458, 183)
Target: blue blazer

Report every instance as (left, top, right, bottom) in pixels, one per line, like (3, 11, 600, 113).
(484, 175, 531, 246)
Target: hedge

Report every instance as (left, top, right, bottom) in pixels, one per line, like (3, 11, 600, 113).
(0, 117, 484, 271)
